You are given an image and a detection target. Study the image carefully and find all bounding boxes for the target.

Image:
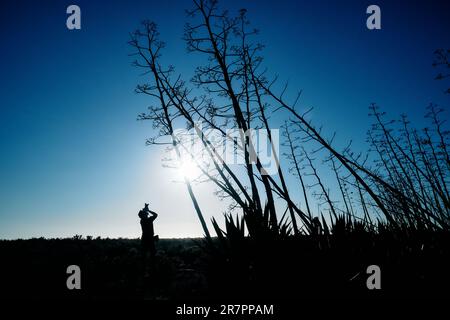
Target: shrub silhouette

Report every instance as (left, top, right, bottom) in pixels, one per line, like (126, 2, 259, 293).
(128, 0, 449, 298)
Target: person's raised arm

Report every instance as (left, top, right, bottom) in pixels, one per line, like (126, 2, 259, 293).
(148, 210, 158, 219)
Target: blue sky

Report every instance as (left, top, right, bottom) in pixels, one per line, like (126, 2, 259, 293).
(0, 0, 449, 239)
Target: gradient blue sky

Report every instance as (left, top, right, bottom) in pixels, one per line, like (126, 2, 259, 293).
(0, 0, 449, 239)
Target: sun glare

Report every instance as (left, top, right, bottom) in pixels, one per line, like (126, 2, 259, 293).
(178, 158, 201, 181)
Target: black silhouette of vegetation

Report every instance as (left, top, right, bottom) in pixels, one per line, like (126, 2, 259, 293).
(433, 48, 450, 94)
(127, 0, 450, 298)
(0, 237, 209, 299)
(1, 0, 448, 300)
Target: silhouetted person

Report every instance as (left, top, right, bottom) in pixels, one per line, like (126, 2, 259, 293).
(139, 203, 158, 273)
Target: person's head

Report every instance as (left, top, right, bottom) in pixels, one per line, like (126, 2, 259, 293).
(138, 209, 148, 219)
(144, 203, 149, 209)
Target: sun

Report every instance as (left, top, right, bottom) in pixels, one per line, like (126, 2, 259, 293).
(178, 157, 202, 181)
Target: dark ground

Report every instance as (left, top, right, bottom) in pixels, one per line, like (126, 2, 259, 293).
(0, 237, 207, 299)
(0, 234, 449, 299)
